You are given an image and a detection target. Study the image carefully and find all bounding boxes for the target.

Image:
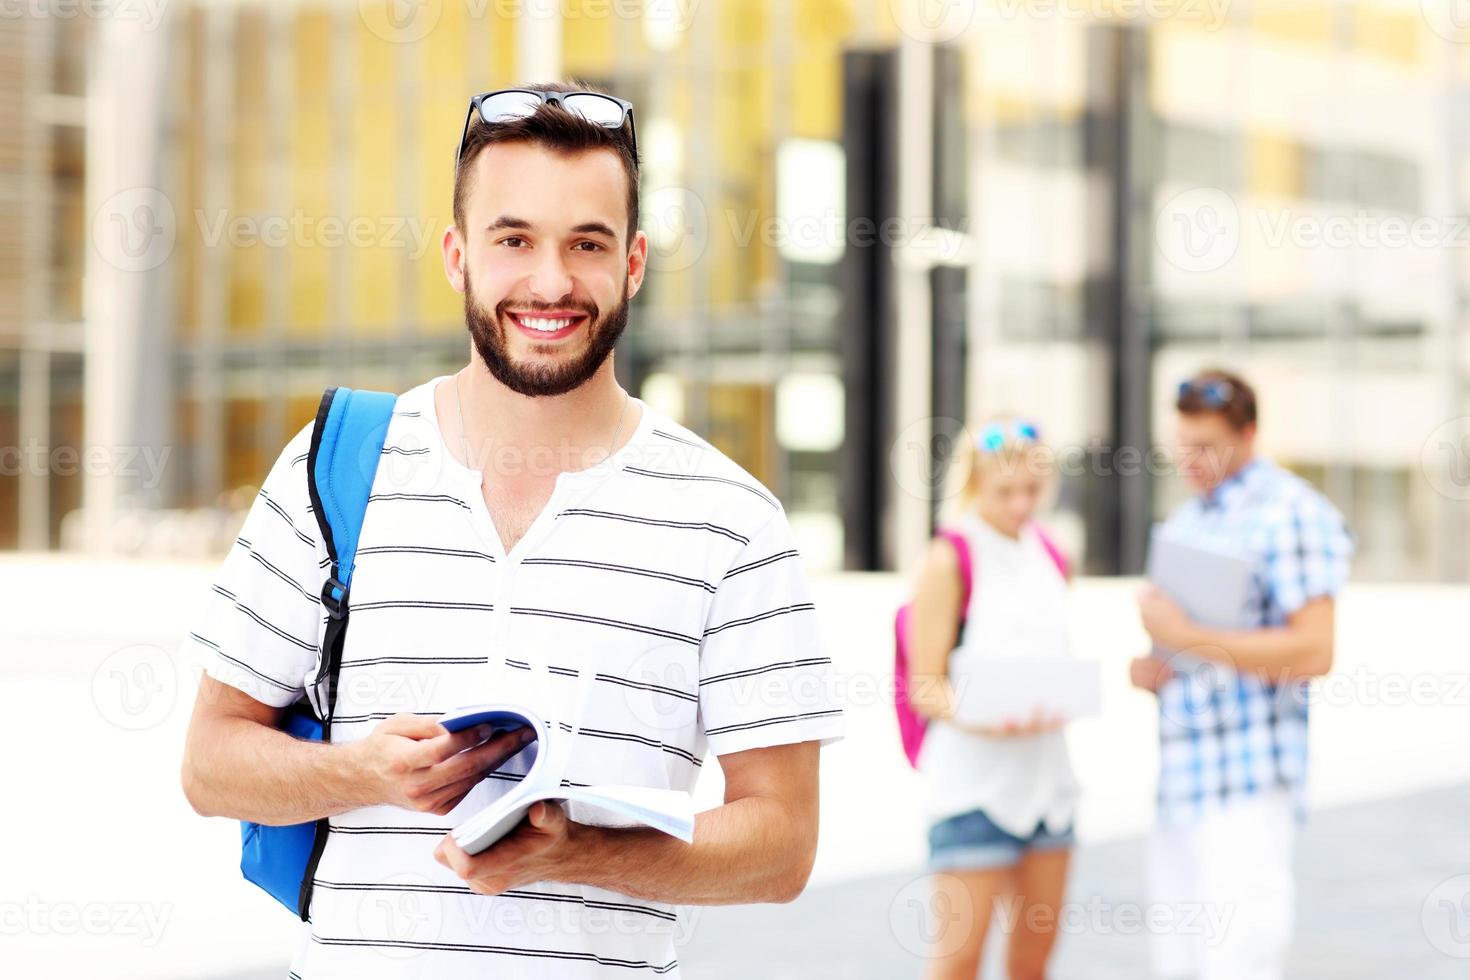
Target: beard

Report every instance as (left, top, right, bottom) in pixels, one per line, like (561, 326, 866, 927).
(464, 268, 630, 398)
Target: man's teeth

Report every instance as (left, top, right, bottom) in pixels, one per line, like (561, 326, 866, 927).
(519, 315, 577, 332)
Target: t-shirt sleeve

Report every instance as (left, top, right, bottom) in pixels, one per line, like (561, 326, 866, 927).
(1264, 491, 1355, 617)
(697, 505, 845, 757)
(177, 422, 326, 708)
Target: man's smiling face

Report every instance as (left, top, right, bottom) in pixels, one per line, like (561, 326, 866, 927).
(449, 140, 646, 397)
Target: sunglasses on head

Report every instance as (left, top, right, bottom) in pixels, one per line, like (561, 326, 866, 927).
(1177, 378, 1235, 409)
(454, 89, 637, 170)
(975, 419, 1040, 454)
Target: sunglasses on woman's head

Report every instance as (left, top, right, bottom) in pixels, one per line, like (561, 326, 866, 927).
(975, 420, 1041, 454)
(454, 89, 637, 170)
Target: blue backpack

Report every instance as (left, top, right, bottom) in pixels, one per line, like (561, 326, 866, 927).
(238, 385, 398, 919)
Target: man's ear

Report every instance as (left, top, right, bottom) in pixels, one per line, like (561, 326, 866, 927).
(624, 228, 649, 302)
(442, 224, 467, 294)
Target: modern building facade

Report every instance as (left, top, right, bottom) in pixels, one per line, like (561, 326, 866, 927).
(0, 1, 1465, 582)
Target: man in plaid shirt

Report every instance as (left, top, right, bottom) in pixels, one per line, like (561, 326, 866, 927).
(1130, 369, 1354, 980)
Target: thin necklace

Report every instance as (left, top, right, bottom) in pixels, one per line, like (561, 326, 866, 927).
(453, 369, 631, 475)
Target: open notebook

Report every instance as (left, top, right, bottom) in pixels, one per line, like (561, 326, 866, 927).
(440, 704, 696, 855)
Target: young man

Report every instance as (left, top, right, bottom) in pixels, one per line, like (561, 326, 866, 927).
(1129, 369, 1353, 980)
(179, 83, 843, 978)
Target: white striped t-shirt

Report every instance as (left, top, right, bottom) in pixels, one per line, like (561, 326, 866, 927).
(180, 374, 844, 979)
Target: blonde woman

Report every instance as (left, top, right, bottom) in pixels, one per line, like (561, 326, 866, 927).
(908, 418, 1077, 980)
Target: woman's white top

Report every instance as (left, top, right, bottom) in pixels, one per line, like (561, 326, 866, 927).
(917, 512, 1080, 836)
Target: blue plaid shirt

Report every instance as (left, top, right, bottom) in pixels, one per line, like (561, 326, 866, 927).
(1155, 457, 1354, 825)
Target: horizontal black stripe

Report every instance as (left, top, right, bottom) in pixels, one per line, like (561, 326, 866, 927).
(230, 600, 317, 651)
(559, 508, 748, 544)
(705, 708, 843, 738)
(260, 488, 315, 548)
(291, 452, 308, 467)
(521, 557, 715, 593)
(245, 549, 317, 604)
(650, 428, 706, 450)
(724, 549, 799, 580)
(313, 880, 676, 921)
(311, 933, 677, 972)
(624, 466, 776, 507)
(380, 444, 430, 456)
(348, 599, 495, 613)
(368, 491, 472, 511)
(193, 636, 298, 693)
(338, 654, 487, 670)
(393, 409, 421, 417)
(703, 603, 815, 639)
(329, 824, 446, 836)
(595, 673, 697, 703)
(501, 660, 696, 703)
(356, 544, 496, 563)
(578, 727, 702, 765)
(699, 657, 832, 687)
(510, 607, 700, 646)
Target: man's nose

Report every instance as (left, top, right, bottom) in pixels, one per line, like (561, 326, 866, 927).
(527, 249, 574, 302)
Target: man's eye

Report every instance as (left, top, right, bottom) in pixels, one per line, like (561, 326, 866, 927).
(500, 236, 527, 248)
(574, 241, 603, 252)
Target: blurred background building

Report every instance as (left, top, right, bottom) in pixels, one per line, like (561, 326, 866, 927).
(1, 0, 1467, 582)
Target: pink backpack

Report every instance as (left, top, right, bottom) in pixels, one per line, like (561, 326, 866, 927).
(893, 523, 1071, 768)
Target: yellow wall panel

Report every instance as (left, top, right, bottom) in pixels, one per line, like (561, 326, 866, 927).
(288, 9, 333, 334)
(563, 0, 616, 76)
(1248, 131, 1304, 198)
(350, 20, 400, 333)
(1354, 5, 1422, 65)
(1251, 2, 1331, 47)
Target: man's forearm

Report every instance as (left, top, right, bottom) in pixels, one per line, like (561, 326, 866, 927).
(1180, 623, 1330, 681)
(182, 715, 370, 825)
(560, 795, 815, 906)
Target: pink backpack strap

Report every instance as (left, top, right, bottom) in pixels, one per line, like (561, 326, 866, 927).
(1033, 523, 1072, 581)
(934, 527, 974, 608)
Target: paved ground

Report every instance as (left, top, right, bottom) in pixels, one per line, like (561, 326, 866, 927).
(213, 782, 1470, 980)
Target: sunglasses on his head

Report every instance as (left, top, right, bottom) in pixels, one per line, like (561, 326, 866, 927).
(454, 89, 637, 170)
(1177, 378, 1235, 409)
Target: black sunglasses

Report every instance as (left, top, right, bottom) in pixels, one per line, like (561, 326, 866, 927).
(454, 89, 637, 170)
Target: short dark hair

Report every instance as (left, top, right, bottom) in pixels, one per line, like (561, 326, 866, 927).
(1176, 368, 1258, 431)
(452, 80, 640, 246)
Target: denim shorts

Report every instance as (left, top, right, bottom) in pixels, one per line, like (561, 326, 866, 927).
(927, 808, 1075, 873)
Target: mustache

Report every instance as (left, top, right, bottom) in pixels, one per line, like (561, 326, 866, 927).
(494, 298, 598, 320)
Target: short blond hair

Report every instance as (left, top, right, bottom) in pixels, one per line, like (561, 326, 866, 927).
(939, 415, 1052, 521)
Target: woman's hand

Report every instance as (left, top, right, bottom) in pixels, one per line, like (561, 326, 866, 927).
(960, 705, 1067, 738)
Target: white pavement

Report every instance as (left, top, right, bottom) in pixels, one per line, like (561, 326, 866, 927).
(1, 554, 1466, 979)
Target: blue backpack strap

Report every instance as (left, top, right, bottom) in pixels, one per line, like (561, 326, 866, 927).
(296, 384, 396, 918)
